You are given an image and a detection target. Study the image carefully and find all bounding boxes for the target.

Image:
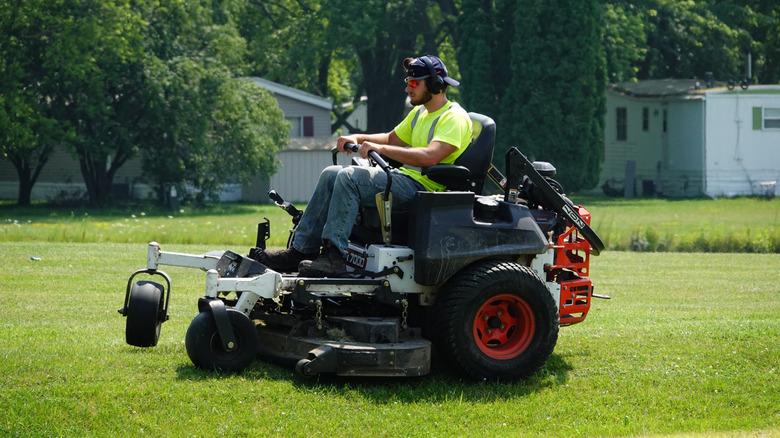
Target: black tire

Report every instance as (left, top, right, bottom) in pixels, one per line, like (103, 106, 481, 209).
(125, 281, 164, 347)
(295, 358, 314, 377)
(434, 261, 559, 381)
(185, 309, 257, 372)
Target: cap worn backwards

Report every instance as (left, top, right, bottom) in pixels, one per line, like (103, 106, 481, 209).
(403, 55, 460, 87)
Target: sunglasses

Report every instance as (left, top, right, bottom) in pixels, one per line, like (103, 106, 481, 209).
(404, 76, 428, 89)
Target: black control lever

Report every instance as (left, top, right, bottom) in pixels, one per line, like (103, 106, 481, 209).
(268, 190, 303, 225)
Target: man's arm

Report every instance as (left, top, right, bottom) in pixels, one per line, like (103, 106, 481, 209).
(336, 131, 409, 151)
(359, 138, 456, 167)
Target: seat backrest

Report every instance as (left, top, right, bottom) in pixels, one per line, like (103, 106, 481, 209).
(453, 112, 496, 194)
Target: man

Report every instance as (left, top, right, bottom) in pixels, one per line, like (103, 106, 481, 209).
(255, 55, 473, 276)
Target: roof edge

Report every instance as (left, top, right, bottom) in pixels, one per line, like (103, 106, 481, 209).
(246, 77, 333, 110)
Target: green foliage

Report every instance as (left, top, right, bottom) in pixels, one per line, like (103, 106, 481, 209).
(139, 59, 287, 201)
(639, 0, 744, 80)
(602, 0, 780, 84)
(603, 3, 648, 82)
(3, 0, 779, 209)
(500, 0, 605, 191)
(456, 0, 497, 117)
(238, 0, 331, 95)
(0, 0, 286, 206)
(323, 0, 439, 131)
(0, 0, 127, 205)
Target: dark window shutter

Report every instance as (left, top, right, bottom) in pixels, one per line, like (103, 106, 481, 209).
(303, 116, 314, 137)
(753, 107, 762, 130)
(616, 107, 627, 141)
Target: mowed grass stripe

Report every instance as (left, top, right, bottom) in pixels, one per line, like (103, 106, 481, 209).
(0, 242, 778, 436)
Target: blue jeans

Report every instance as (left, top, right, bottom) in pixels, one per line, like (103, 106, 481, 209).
(291, 165, 424, 253)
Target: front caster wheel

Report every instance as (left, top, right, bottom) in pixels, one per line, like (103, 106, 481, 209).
(295, 358, 314, 377)
(125, 281, 164, 347)
(185, 309, 257, 372)
(435, 261, 559, 381)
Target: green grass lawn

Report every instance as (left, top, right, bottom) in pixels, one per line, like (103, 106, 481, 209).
(1, 242, 778, 436)
(1, 197, 779, 252)
(576, 196, 780, 252)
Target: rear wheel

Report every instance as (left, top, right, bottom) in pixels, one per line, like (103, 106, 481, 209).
(125, 281, 164, 347)
(435, 261, 558, 381)
(185, 309, 257, 372)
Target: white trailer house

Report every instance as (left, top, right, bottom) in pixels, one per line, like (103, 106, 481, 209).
(601, 79, 780, 197)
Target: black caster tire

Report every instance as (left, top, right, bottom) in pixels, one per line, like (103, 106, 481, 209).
(435, 261, 559, 381)
(295, 358, 314, 377)
(125, 281, 164, 347)
(185, 309, 257, 372)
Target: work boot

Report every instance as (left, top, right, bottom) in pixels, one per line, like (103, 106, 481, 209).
(247, 247, 316, 273)
(297, 243, 347, 277)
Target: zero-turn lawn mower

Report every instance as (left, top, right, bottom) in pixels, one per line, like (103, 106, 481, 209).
(119, 113, 606, 380)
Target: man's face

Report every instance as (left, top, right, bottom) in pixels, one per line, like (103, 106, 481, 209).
(405, 77, 433, 106)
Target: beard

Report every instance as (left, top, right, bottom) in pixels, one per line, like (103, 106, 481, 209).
(410, 89, 433, 106)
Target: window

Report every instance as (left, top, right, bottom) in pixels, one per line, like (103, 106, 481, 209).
(764, 108, 780, 129)
(642, 107, 649, 132)
(286, 116, 315, 138)
(616, 107, 627, 141)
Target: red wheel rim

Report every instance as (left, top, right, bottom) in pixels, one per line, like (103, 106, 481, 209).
(472, 294, 535, 360)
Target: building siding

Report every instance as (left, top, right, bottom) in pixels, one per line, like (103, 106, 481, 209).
(274, 94, 331, 138)
(704, 92, 780, 197)
(601, 90, 706, 197)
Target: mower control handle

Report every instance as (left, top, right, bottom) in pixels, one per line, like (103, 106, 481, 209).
(342, 143, 393, 199)
(343, 143, 392, 172)
(268, 189, 284, 205)
(267, 190, 303, 224)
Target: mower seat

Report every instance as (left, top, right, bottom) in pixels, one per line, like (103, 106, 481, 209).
(422, 112, 496, 194)
(349, 113, 496, 246)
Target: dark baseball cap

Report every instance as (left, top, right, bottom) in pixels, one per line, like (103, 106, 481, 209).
(403, 55, 460, 87)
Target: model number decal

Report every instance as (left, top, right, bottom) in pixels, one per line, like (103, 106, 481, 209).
(345, 250, 367, 269)
(562, 204, 586, 229)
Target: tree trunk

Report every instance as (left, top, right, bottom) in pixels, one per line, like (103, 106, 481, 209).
(6, 146, 51, 206)
(357, 25, 420, 133)
(360, 49, 407, 133)
(78, 153, 116, 207)
(14, 162, 33, 206)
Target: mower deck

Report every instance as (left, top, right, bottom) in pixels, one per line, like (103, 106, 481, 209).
(256, 317, 431, 377)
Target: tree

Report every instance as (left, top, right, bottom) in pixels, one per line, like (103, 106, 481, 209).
(31, 0, 148, 206)
(140, 58, 287, 201)
(456, 0, 498, 117)
(501, 0, 605, 191)
(135, 0, 289, 202)
(603, 3, 648, 83)
(706, 0, 780, 83)
(238, 0, 332, 96)
(323, 0, 436, 132)
(626, 0, 743, 81)
(0, 0, 71, 205)
(1, 0, 287, 206)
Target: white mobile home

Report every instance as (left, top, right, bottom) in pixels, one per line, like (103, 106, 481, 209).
(601, 79, 780, 197)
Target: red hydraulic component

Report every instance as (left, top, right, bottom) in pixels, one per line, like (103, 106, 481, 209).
(550, 206, 594, 326)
